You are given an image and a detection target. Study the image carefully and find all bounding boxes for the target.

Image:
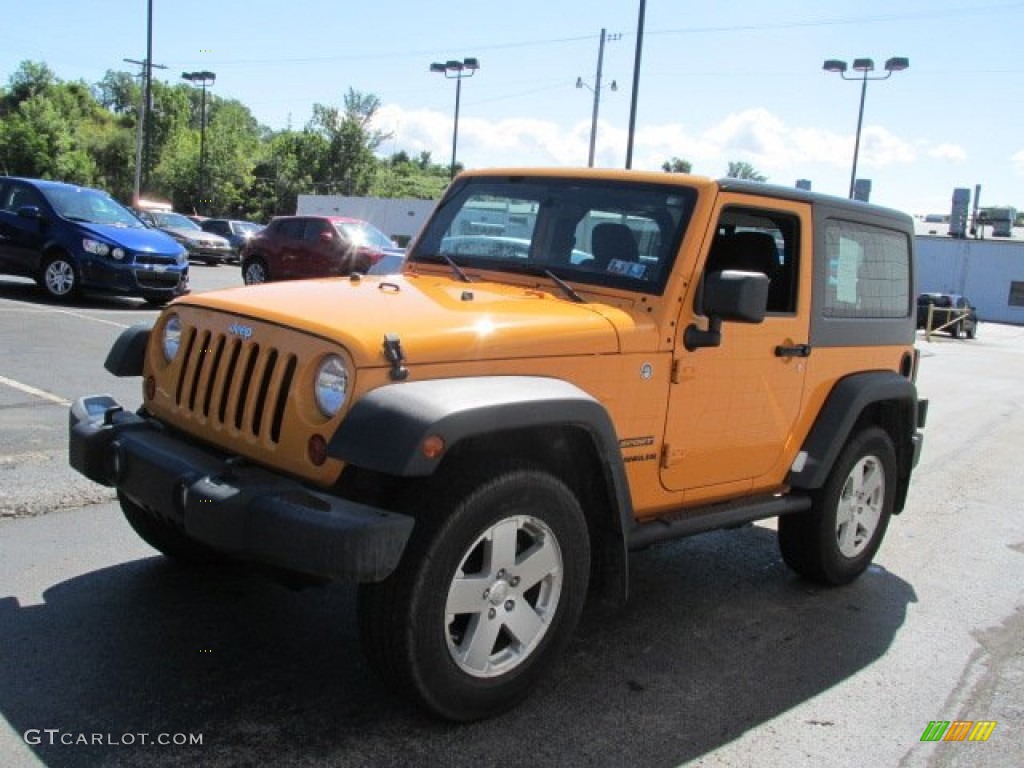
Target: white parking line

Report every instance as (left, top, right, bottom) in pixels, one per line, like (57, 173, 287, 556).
(0, 375, 71, 406)
(0, 305, 134, 329)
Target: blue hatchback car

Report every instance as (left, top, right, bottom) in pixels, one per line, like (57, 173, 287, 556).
(0, 177, 189, 304)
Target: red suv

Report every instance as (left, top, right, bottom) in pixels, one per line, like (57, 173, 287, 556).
(240, 216, 402, 284)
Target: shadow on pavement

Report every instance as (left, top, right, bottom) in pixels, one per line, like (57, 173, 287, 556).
(0, 279, 158, 312)
(0, 525, 916, 767)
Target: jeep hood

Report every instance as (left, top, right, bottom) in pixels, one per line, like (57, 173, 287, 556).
(179, 273, 624, 365)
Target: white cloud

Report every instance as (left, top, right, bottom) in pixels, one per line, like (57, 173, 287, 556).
(373, 103, 918, 187)
(1012, 149, 1024, 175)
(928, 143, 968, 163)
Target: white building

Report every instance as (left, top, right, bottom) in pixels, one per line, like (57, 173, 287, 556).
(295, 195, 437, 245)
(915, 221, 1024, 325)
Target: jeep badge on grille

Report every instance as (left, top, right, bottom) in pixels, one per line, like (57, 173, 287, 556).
(228, 323, 253, 340)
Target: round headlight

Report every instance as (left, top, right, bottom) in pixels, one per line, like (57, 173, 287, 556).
(111, 247, 126, 261)
(162, 314, 182, 361)
(315, 355, 349, 417)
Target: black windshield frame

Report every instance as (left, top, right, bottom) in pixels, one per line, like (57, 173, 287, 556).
(409, 175, 698, 296)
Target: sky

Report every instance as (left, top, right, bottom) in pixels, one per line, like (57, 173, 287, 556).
(2, 0, 1022, 215)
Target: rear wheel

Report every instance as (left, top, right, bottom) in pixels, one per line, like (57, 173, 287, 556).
(358, 465, 590, 721)
(39, 253, 79, 299)
(243, 258, 268, 285)
(118, 492, 223, 563)
(778, 427, 896, 585)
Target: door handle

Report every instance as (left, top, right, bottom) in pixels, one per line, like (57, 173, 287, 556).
(775, 343, 811, 358)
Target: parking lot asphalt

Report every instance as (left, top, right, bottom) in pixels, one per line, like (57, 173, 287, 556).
(0, 267, 1021, 767)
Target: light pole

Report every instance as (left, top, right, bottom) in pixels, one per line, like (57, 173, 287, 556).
(181, 70, 216, 213)
(576, 28, 619, 167)
(625, 0, 647, 169)
(429, 57, 479, 179)
(823, 56, 909, 199)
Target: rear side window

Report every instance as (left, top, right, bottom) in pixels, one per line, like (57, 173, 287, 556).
(304, 220, 329, 241)
(0, 182, 45, 213)
(823, 220, 910, 318)
(277, 219, 306, 240)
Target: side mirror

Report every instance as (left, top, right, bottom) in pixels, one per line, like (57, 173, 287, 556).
(320, 231, 334, 242)
(684, 270, 769, 351)
(16, 205, 42, 219)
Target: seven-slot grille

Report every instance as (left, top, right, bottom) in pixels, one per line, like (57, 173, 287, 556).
(173, 324, 297, 444)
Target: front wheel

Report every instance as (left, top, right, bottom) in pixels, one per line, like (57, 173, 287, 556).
(358, 466, 590, 721)
(39, 253, 79, 299)
(778, 427, 896, 585)
(242, 258, 268, 285)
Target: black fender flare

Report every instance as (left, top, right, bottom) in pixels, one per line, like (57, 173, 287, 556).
(330, 376, 627, 489)
(104, 323, 152, 377)
(328, 376, 635, 599)
(788, 370, 920, 491)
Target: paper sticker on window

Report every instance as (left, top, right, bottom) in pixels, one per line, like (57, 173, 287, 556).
(835, 237, 863, 304)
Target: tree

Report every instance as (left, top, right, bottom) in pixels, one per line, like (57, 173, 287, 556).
(248, 129, 329, 220)
(662, 157, 692, 174)
(201, 99, 264, 216)
(94, 70, 139, 115)
(0, 80, 103, 184)
(372, 151, 451, 199)
(4, 60, 57, 107)
(308, 88, 392, 196)
(726, 161, 767, 182)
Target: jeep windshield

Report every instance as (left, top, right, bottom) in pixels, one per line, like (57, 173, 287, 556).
(410, 176, 697, 295)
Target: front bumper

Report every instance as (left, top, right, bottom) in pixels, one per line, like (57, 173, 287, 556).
(186, 243, 234, 263)
(80, 257, 188, 298)
(68, 395, 414, 582)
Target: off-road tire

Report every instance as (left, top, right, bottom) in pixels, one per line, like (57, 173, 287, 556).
(357, 464, 590, 721)
(778, 426, 896, 585)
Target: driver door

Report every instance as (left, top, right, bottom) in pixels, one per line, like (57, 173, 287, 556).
(660, 195, 811, 502)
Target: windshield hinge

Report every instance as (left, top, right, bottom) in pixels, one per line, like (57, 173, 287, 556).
(382, 334, 409, 381)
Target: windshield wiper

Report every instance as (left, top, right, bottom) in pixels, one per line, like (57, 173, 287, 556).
(490, 261, 586, 303)
(442, 254, 472, 283)
(543, 269, 585, 303)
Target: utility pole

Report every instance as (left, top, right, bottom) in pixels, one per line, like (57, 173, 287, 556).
(124, 57, 167, 205)
(143, 0, 155, 191)
(576, 29, 620, 167)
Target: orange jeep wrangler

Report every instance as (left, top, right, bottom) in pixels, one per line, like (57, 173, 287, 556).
(70, 168, 927, 720)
